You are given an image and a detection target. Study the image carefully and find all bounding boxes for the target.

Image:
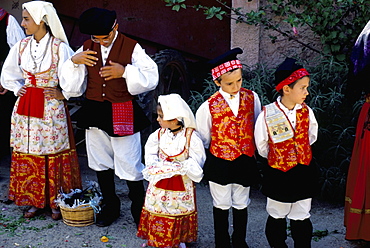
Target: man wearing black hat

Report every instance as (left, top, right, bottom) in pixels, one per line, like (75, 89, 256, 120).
(60, 7, 158, 227)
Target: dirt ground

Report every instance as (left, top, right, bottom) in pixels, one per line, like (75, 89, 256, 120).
(0, 152, 370, 248)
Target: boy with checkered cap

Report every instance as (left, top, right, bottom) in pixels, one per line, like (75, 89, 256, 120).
(196, 48, 261, 248)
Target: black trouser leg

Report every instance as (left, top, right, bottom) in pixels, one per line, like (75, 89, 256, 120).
(232, 207, 249, 248)
(265, 215, 288, 248)
(126, 180, 145, 228)
(290, 218, 312, 248)
(95, 169, 120, 226)
(213, 207, 231, 248)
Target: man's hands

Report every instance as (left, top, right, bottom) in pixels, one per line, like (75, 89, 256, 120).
(71, 50, 125, 81)
(71, 49, 98, 67)
(99, 60, 125, 81)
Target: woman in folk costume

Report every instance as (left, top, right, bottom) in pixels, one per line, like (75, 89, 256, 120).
(344, 19, 370, 241)
(137, 94, 206, 248)
(0, 1, 81, 220)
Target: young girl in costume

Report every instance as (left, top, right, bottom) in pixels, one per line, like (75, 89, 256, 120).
(0, 1, 81, 220)
(137, 93, 206, 248)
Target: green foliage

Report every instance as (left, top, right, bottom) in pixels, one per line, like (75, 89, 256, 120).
(163, 0, 370, 61)
(0, 213, 57, 236)
(188, 55, 358, 203)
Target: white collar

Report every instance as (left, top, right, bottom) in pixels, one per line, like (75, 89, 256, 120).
(276, 96, 302, 112)
(219, 88, 239, 100)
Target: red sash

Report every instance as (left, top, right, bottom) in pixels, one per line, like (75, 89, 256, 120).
(112, 101, 134, 136)
(16, 73, 44, 118)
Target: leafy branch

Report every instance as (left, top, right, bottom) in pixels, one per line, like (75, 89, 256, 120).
(163, 0, 370, 61)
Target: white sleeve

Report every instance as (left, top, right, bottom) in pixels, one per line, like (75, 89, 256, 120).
(253, 91, 262, 121)
(6, 15, 25, 48)
(0, 41, 24, 94)
(254, 110, 269, 158)
(59, 46, 88, 100)
(144, 129, 161, 167)
(182, 131, 205, 183)
(195, 101, 212, 149)
(308, 106, 318, 145)
(123, 43, 159, 95)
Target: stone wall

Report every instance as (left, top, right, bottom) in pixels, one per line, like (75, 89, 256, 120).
(232, 0, 323, 69)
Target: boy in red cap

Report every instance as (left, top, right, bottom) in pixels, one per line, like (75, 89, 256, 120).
(196, 48, 261, 248)
(254, 58, 318, 248)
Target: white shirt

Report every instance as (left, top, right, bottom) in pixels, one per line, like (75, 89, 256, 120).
(254, 96, 318, 158)
(6, 15, 25, 48)
(1, 33, 74, 95)
(195, 88, 262, 149)
(60, 31, 159, 100)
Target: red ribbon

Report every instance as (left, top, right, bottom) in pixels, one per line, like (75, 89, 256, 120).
(275, 68, 310, 91)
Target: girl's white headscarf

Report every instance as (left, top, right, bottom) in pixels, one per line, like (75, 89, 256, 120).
(22, 1, 68, 44)
(158, 93, 197, 129)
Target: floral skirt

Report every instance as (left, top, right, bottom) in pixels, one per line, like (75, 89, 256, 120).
(8, 149, 82, 209)
(137, 208, 198, 248)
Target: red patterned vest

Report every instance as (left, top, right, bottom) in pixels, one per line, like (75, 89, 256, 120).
(83, 33, 136, 103)
(266, 102, 312, 172)
(209, 88, 255, 161)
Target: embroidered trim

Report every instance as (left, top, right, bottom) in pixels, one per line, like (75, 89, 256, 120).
(264, 102, 294, 144)
(211, 59, 242, 80)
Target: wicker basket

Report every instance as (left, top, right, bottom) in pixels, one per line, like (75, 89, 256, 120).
(60, 204, 95, 227)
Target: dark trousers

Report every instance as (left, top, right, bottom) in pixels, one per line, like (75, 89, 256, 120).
(96, 169, 145, 227)
(0, 91, 16, 158)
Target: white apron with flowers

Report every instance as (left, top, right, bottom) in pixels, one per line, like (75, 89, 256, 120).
(11, 36, 69, 155)
(143, 128, 196, 216)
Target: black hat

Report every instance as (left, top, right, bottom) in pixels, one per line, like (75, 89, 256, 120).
(274, 58, 309, 91)
(79, 7, 117, 35)
(208, 48, 243, 68)
(274, 58, 304, 85)
(209, 48, 243, 80)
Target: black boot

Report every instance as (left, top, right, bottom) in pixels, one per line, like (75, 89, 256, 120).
(126, 180, 145, 228)
(213, 207, 231, 248)
(95, 169, 120, 227)
(290, 218, 312, 248)
(265, 216, 288, 248)
(232, 208, 249, 248)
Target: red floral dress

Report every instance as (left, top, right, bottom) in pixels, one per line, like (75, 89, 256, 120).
(137, 128, 202, 248)
(8, 36, 81, 209)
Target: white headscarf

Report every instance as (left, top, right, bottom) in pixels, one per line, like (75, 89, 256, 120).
(158, 93, 197, 129)
(23, 1, 68, 44)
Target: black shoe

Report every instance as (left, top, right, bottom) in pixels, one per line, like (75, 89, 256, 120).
(95, 208, 120, 227)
